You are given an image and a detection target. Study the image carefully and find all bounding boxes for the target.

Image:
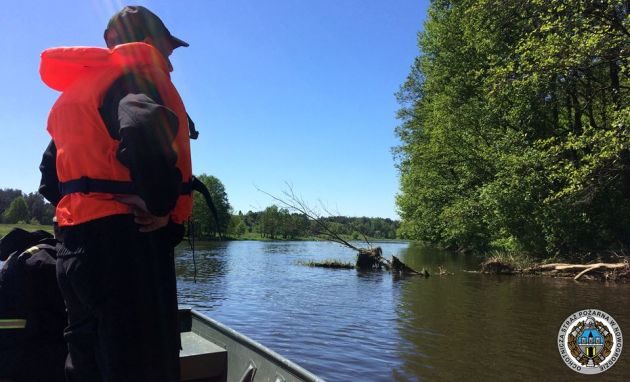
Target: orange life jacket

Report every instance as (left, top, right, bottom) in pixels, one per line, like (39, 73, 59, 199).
(40, 43, 192, 226)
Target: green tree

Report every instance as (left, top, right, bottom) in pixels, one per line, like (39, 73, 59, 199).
(277, 210, 309, 239)
(0, 189, 23, 220)
(243, 210, 260, 233)
(24, 192, 50, 225)
(191, 174, 232, 239)
(395, 0, 629, 257)
(260, 205, 280, 239)
(3, 196, 29, 224)
(227, 214, 247, 237)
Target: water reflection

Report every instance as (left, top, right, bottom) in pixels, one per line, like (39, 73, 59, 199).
(175, 241, 229, 311)
(175, 240, 630, 381)
(395, 245, 630, 381)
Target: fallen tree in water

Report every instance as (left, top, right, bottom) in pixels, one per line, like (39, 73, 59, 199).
(355, 247, 428, 275)
(260, 186, 426, 276)
(524, 262, 630, 281)
(480, 257, 630, 281)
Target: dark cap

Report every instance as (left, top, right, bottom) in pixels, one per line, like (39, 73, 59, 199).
(104, 5, 189, 49)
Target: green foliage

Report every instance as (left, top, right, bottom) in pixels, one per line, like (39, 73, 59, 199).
(259, 205, 281, 239)
(227, 214, 247, 237)
(191, 174, 232, 239)
(395, 0, 629, 257)
(24, 192, 55, 225)
(0, 189, 55, 225)
(0, 189, 23, 218)
(237, 208, 400, 240)
(0, 223, 53, 237)
(2, 196, 29, 224)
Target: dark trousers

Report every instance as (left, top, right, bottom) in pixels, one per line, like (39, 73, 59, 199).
(0, 339, 66, 382)
(56, 215, 182, 382)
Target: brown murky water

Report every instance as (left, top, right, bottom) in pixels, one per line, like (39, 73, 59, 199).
(176, 241, 630, 381)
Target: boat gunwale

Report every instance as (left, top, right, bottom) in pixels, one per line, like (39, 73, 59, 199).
(180, 308, 325, 382)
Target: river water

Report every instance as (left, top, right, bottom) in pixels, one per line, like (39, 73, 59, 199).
(175, 241, 630, 381)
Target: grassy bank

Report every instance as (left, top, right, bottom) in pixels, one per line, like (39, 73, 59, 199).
(201, 232, 401, 243)
(0, 223, 401, 245)
(297, 259, 355, 269)
(0, 223, 54, 237)
(481, 252, 539, 271)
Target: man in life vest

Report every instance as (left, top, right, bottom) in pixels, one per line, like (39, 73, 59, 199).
(0, 228, 66, 382)
(39, 5, 193, 381)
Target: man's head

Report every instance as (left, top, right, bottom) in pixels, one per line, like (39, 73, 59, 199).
(104, 6, 188, 70)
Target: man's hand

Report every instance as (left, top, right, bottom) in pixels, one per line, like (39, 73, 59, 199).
(114, 195, 170, 232)
(133, 208, 170, 232)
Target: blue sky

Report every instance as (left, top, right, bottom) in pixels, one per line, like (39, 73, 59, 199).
(0, 1, 428, 220)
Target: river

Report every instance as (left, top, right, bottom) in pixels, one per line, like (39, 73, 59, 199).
(175, 240, 630, 381)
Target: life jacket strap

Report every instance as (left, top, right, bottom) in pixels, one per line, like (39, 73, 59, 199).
(59, 177, 135, 196)
(59, 177, 193, 196)
(181, 181, 193, 195)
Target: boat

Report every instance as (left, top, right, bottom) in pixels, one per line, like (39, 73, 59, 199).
(179, 308, 325, 382)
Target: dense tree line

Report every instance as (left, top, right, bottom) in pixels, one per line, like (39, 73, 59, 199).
(395, 0, 629, 257)
(3, 176, 399, 241)
(189, 174, 232, 239)
(230, 208, 399, 240)
(0, 189, 55, 225)
(186, 175, 400, 240)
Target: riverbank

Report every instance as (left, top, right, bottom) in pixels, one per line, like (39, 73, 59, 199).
(190, 231, 406, 243)
(480, 253, 630, 282)
(0, 224, 402, 244)
(0, 223, 53, 236)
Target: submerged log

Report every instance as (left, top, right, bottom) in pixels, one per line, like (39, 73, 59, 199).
(391, 256, 428, 277)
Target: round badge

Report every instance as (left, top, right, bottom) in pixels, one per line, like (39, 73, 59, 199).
(558, 309, 622, 374)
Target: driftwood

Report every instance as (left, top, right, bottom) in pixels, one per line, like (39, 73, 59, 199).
(258, 185, 426, 276)
(355, 248, 428, 275)
(436, 265, 454, 275)
(392, 256, 429, 276)
(525, 262, 629, 281)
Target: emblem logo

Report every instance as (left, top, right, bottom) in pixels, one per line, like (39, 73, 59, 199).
(558, 309, 622, 374)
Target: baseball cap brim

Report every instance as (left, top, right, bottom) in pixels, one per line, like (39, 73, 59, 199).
(105, 6, 190, 49)
(169, 35, 189, 48)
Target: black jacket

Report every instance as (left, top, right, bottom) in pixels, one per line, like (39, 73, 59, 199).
(0, 229, 66, 381)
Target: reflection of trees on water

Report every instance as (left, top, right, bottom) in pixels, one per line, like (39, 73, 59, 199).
(355, 269, 386, 283)
(397, 242, 480, 272)
(392, 245, 630, 381)
(175, 242, 228, 281)
(175, 242, 229, 310)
